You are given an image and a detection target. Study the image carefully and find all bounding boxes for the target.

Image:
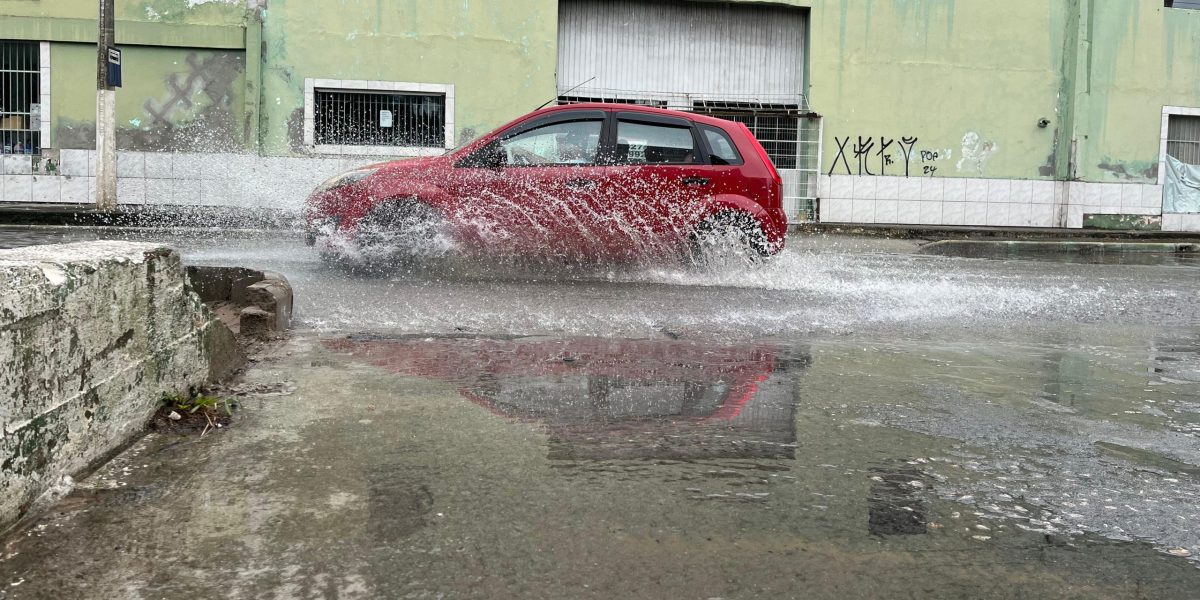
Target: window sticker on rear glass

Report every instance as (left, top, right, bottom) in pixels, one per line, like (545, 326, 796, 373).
(625, 141, 647, 163)
(617, 121, 696, 164)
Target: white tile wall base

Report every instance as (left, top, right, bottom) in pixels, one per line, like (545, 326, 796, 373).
(818, 174, 1171, 230)
(1163, 213, 1200, 232)
(2, 175, 33, 203)
(0, 156, 1190, 231)
(59, 175, 88, 203)
(1, 150, 381, 210)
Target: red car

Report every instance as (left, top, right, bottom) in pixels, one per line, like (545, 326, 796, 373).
(304, 103, 787, 263)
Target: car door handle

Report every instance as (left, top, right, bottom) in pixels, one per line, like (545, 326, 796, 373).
(565, 178, 597, 189)
(681, 177, 710, 187)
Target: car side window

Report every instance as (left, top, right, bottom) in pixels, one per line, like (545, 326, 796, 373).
(615, 120, 698, 165)
(700, 125, 743, 166)
(500, 119, 602, 166)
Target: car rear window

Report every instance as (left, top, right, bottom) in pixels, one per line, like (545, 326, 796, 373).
(615, 120, 698, 164)
(700, 125, 743, 165)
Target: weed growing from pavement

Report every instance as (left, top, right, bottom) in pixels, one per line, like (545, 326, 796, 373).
(157, 391, 239, 436)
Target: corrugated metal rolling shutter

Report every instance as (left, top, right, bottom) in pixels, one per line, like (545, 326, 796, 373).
(557, 0, 806, 105)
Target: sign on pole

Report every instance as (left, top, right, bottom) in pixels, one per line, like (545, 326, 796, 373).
(106, 47, 122, 88)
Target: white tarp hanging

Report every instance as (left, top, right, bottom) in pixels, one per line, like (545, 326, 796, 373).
(1165, 155, 1200, 213)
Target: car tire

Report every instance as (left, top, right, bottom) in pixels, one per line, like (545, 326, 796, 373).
(355, 200, 453, 266)
(687, 211, 770, 266)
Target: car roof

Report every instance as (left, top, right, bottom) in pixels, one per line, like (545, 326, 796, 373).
(538, 102, 738, 128)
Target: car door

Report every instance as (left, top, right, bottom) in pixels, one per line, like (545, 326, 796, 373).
(449, 111, 607, 258)
(592, 112, 714, 259)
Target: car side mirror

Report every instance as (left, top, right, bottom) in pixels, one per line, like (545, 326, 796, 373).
(457, 143, 506, 169)
(477, 144, 506, 169)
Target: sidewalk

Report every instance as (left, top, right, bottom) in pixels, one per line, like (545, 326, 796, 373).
(920, 239, 1200, 258)
(798, 221, 1200, 242)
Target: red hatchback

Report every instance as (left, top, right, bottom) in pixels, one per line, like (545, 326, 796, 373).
(304, 103, 787, 263)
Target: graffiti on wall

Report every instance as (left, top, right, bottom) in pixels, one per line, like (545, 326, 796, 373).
(829, 131, 999, 177)
(56, 51, 244, 151)
(132, 51, 243, 151)
(828, 136, 922, 177)
(956, 131, 998, 175)
(143, 53, 240, 128)
(128, 51, 244, 151)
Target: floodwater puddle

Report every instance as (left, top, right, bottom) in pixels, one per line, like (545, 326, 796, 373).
(320, 332, 1200, 569)
(323, 335, 808, 464)
(5, 331, 1200, 598)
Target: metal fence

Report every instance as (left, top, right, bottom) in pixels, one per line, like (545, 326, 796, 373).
(0, 41, 41, 155)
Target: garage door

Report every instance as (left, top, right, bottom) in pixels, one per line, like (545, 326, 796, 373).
(557, 0, 805, 104)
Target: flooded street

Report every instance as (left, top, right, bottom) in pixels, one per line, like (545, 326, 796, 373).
(2, 227, 1200, 597)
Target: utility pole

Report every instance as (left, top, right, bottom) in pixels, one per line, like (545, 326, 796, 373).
(95, 0, 116, 210)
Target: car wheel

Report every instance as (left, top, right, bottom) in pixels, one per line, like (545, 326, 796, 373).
(687, 211, 770, 267)
(355, 200, 453, 265)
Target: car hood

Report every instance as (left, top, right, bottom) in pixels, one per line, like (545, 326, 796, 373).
(375, 155, 446, 174)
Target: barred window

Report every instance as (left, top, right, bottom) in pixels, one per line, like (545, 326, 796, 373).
(1167, 115, 1200, 165)
(314, 90, 445, 148)
(0, 41, 40, 155)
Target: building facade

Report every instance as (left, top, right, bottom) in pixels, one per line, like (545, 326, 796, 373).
(1, 0, 1199, 231)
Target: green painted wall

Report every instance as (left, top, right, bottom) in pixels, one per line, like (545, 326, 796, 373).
(256, 0, 558, 155)
(805, 0, 1067, 180)
(757, 0, 1200, 183)
(1072, 2, 1200, 183)
(51, 42, 246, 152)
(6, 0, 1200, 184)
(0, 0, 246, 25)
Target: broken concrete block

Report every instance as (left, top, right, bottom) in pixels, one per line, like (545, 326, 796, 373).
(186, 266, 292, 332)
(239, 306, 276, 338)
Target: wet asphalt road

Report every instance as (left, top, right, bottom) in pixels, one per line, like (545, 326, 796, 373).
(2, 226, 1200, 598)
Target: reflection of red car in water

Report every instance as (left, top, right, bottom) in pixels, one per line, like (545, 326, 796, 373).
(323, 336, 809, 460)
(304, 104, 787, 263)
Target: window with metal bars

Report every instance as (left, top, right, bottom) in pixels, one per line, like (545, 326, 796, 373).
(314, 90, 445, 148)
(1167, 115, 1200, 165)
(0, 41, 40, 155)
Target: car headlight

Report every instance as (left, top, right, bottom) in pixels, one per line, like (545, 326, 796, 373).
(315, 167, 378, 193)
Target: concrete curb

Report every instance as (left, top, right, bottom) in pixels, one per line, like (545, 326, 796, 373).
(919, 239, 1200, 258)
(0, 222, 287, 238)
(0, 203, 300, 230)
(795, 222, 1200, 241)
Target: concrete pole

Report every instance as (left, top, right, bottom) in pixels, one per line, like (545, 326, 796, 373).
(95, 0, 117, 210)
